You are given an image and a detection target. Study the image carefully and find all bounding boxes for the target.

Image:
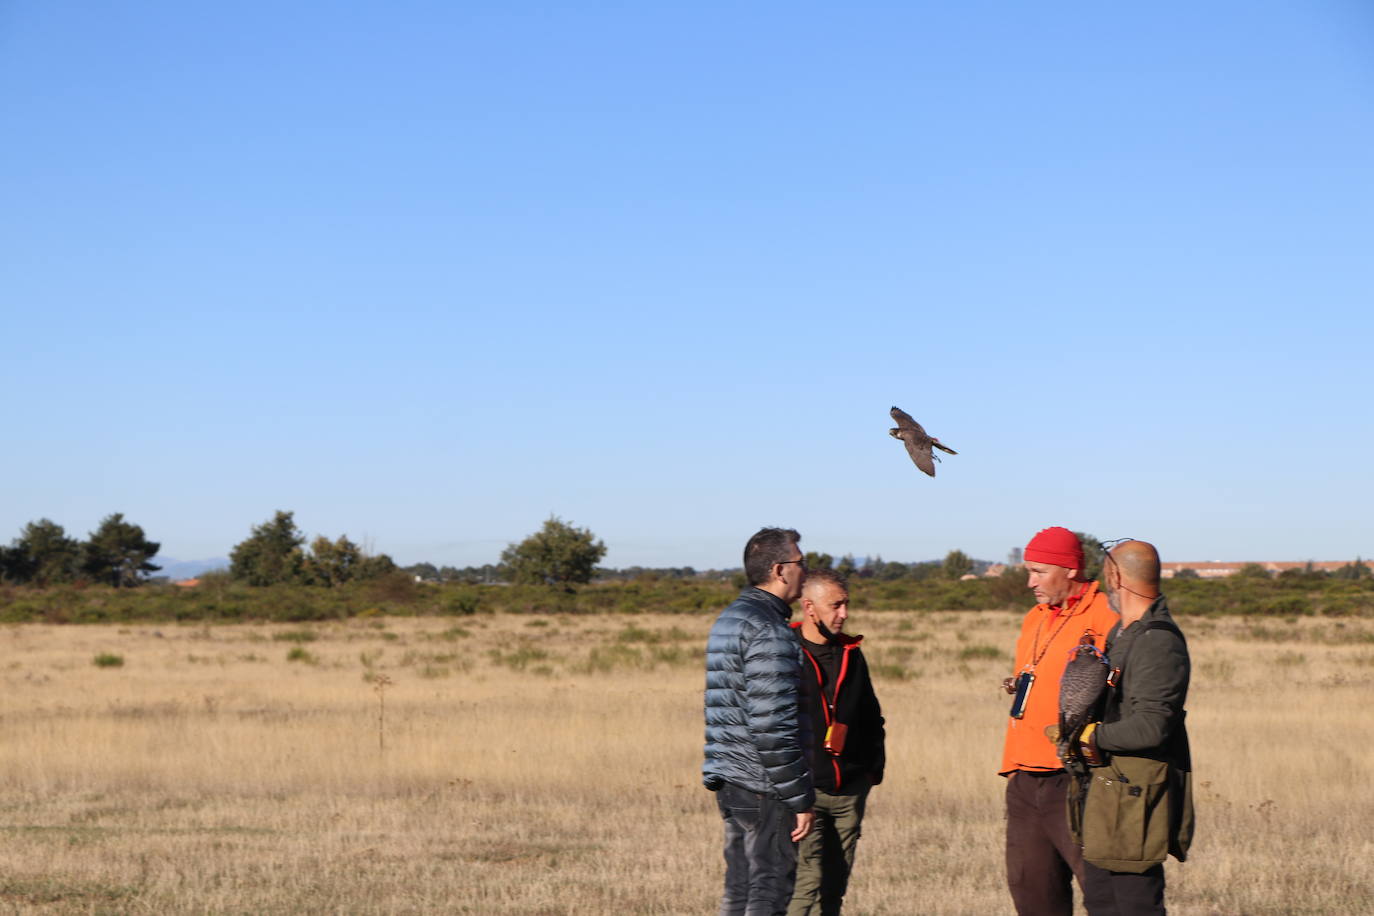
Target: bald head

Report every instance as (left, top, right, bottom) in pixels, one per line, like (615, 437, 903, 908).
(1108, 540, 1161, 592)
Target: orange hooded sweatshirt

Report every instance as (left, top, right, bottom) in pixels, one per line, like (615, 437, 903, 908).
(999, 581, 1118, 775)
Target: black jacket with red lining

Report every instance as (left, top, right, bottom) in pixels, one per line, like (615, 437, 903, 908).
(793, 624, 886, 793)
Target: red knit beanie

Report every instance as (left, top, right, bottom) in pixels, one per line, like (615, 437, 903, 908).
(1024, 526, 1083, 570)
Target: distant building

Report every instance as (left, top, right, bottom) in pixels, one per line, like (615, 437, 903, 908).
(979, 560, 1364, 579)
(175, 578, 201, 588)
(1161, 561, 1361, 579)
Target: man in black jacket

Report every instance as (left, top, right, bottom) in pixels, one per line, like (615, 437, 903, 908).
(787, 568, 884, 916)
(704, 527, 815, 916)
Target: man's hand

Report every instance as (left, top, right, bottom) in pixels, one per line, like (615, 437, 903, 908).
(791, 810, 814, 842)
(1079, 723, 1105, 766)
(1002, 676, 1018, 695)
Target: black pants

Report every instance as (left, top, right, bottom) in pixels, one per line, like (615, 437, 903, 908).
(716, 782, 799, 916)
(1005, 770, 1110, 916)
(1082, 861, 1166, 916)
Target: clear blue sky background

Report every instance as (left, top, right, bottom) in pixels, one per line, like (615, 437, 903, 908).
(3, 2, 1371, 570)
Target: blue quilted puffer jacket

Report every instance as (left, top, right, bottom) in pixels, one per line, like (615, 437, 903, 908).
(702, 588, 814, 813)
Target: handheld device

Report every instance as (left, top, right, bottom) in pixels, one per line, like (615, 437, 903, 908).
(1009, 672, 1035, 719)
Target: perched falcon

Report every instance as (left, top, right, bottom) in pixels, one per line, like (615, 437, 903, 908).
(1057, 638, 1110, 764)
(889, 406, 957, 477)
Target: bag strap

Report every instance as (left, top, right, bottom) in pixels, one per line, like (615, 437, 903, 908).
(1106, 618, 1185, 657)
(1142, 619, 1186, 644)
(1102, 617, 1186, 723)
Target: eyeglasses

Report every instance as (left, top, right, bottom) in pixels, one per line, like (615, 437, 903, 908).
(1099, 538, 1134, 572)
(776, 558, 807, 571)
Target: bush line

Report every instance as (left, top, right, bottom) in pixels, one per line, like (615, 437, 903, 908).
(0, 573, 1370, 623)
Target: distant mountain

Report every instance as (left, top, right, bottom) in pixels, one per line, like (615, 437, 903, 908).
(157, 558, 230, 581)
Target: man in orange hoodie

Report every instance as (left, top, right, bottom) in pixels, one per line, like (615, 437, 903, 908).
(1000, 527, 1118, 916)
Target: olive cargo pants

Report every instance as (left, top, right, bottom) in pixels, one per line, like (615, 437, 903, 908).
(787, 777, 871, 916)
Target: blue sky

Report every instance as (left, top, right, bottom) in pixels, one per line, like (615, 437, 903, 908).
(3, 2, 1371, 570)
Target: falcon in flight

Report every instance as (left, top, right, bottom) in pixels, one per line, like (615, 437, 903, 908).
(889, 406, 957, 477)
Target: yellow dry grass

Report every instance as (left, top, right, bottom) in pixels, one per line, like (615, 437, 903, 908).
(0, 610, 1370, 914)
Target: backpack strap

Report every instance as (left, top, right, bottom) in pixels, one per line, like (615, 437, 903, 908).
(1107, 618, 1185, 656)
(1142, 619, 1186, 646)
(1102, 618, 1186, 721)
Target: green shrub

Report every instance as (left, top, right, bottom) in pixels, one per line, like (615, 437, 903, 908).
(487, 646, 549, 671)
(649, 645, 690, 666)
(93, 653, 124, 668)
(444, 590, 481, 615)
(616, 624, 690, 644)
(1262, 596, 1312, 617)
(577, 644, 644, 673)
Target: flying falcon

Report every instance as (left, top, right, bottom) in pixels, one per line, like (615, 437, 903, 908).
(889, 406, 957, 477)
(1057, 638, 1111, 764)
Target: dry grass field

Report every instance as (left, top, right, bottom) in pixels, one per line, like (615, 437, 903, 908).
(0, 609, 1370, 914)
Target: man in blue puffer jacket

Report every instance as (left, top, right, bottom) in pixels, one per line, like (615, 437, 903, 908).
(704, 527, 816, 916)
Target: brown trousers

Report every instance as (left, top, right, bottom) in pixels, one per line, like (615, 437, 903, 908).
(1005, 770, 1113, 916)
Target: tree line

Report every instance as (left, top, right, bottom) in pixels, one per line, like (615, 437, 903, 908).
(0, 514, 160, 587)
(0, 510, 398, 589)
(8, 510, 1366, 598)
(400, 520, 1030, 588)
(226, 511, 396, 586)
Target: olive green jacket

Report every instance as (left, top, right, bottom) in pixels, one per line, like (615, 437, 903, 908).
(1080, 594, 1194, 870)
(1098, 596, 1190, 770)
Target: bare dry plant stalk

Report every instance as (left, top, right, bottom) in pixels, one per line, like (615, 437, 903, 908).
(0, 611, 1368, 913)
(372, 672, 394, 755)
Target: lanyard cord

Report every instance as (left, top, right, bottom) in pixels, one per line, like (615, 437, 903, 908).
(1027, 605, 1076, 672)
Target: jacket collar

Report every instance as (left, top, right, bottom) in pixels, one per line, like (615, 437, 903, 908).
(789, 620, 863, 646)
(1036, 580, 1101, 617)
(1121, 593, 1171, 632)
(741, 586, 793, 623)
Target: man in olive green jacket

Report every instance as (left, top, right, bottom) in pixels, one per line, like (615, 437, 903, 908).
(1076, 540, 1193, 916)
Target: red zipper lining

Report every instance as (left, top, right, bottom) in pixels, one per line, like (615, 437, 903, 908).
(804, 645, 854, 790)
